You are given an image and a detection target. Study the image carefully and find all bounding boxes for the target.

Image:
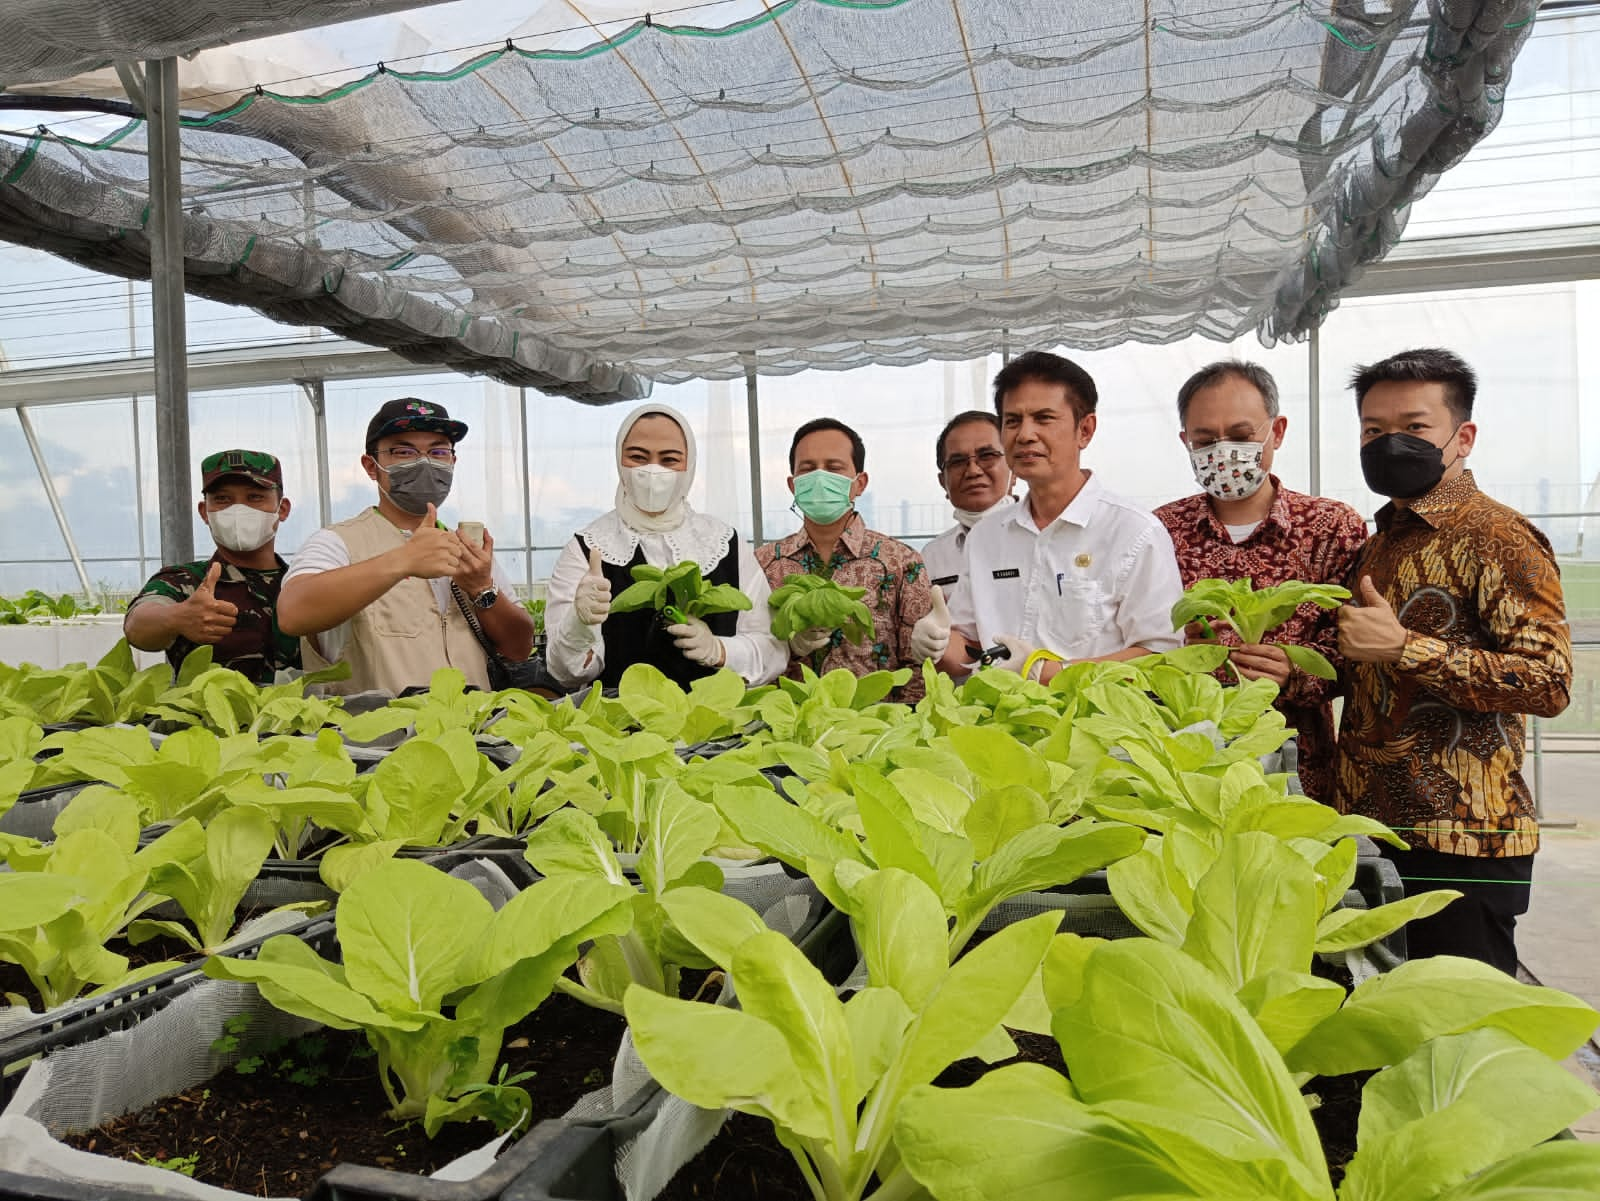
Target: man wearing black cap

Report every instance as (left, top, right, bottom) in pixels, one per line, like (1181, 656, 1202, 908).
(125, 448, 300, 683)
(277, 398, 533, 694)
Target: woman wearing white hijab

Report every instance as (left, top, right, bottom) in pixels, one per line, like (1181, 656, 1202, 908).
(545, 403, 787, 690)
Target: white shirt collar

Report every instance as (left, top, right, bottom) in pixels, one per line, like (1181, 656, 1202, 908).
(1010, 471, 1102, 532)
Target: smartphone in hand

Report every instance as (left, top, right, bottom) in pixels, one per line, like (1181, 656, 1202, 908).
(458, 521, 485, 549)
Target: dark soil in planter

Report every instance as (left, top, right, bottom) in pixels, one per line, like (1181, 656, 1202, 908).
(655, 1027, 1067, 1201)
(0, 960, 34, 1003)
(63, 991, 628, 1197)
(1309, 1068, 1374, 1186)
(655, 1111, 809, 1201)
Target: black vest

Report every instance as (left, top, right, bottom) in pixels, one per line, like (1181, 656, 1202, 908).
(574, 532, 743, 690)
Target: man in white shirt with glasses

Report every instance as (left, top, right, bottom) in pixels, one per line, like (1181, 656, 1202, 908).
(278, 398, 531, 694)
(929, 352, 1184, 681)
(921, 410, 1017, 597)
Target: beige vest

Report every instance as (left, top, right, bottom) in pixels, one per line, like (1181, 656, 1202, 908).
(300, 508, 490, 695)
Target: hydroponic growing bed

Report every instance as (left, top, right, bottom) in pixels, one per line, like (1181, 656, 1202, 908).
(0, 639, 1595, 1201)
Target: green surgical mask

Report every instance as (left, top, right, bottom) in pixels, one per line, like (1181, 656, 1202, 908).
(793, 469, 857, 524)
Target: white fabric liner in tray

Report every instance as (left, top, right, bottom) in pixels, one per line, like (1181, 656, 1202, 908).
(0, 860, 821, 1201)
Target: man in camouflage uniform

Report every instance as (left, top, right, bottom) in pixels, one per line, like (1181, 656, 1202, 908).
(124, 449, 300, 683)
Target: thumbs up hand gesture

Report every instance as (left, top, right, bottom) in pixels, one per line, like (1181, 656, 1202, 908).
(400, 504, 465, 579)
(174, 561, 239, 645)
(1337, 575, 1407, 664)
(910, 584, 953, 662)
(573, 547, 612, 627)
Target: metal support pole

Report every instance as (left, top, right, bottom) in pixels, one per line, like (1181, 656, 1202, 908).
(128, 280, 149, 580)
(519, 386, 534, 589)
(1308, 325, 1323, 497)
(17, 407, 95, 599)
(745, 364, 764, 544)
(146, 57, 193, 564)
(114, 62, 146, 111)
(298, 379, 332, 527)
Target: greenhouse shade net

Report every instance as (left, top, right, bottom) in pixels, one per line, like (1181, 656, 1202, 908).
(0, 0, 460, 89)
(0, 0, 1539, 393)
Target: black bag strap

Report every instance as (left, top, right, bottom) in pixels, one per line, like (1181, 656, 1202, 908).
(449, 581, 508, 667)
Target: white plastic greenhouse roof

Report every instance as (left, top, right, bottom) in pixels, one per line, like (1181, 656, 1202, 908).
(0, 1, 1544, 400)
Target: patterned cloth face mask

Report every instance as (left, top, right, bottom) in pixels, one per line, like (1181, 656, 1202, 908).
(1188, 428, 1268, 501)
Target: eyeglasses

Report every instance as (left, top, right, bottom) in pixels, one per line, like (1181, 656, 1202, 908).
(1185, 420, 1270, 453)
(941, 447, 1006, 473)
(379, 446, 456, 462)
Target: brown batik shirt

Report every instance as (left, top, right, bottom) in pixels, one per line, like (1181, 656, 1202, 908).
(756, 515, 934, 703)
(1333, 471, 1571, 858)
(1155, 477, 1369, 803)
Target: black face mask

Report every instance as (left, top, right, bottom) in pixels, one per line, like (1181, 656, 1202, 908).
(1360, 432, 1456, 499)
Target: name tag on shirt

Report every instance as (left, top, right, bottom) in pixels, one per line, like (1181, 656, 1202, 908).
(992, 568, 1021, 580)
(932, 574, 959, 587)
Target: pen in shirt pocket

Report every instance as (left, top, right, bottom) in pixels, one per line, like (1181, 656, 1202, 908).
(1056, 571, 1065, 596)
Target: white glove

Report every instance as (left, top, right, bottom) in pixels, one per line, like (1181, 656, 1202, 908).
(574, 547, 612, 626)
(789, 626, 833, 656)
(993, 634, 1039, 675)
(910, 585, 952, 662)
(669, 618, 727, 668)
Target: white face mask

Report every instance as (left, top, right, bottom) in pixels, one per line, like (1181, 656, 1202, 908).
(208, 504, 280, 552)
(625, 463, 682, 514)
(952, 495, 1014, 529)
(1188, 438, 1268, 501)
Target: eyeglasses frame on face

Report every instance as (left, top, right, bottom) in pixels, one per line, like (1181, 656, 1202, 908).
(940, 447, 1008, 474)
(376, 446, 457, 462)
(1183, 417, 1272, 453)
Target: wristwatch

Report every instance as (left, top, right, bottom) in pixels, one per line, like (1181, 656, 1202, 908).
(472, 587, 499, 610)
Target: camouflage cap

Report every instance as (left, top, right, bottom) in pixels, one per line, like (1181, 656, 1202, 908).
(201, 449, 283, 492)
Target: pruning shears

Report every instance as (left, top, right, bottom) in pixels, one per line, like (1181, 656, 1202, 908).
(663, 604, 689, 626)
(966, 642, 1013, 667)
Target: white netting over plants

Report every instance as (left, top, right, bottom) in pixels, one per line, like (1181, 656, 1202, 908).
(0, 1, 1539, 391)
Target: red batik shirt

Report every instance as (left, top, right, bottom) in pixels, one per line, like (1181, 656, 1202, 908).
(1154, 478, 1368, 802)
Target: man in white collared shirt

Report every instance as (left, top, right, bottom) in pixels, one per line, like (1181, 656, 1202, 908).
(936, 351, 1184, 682)
(921, 410, 1017, 596)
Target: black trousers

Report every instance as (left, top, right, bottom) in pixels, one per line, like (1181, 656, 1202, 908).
(1379, 843, 1534, 975)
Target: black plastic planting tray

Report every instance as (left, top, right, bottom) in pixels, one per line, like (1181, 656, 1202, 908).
(0, 887, 844, 1201)
(0, 913, 338, 1108)
(336, 906, 855, 1201)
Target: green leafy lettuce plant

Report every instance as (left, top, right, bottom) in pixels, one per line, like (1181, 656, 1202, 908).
(1171, 577, 1351, 680)
(894, 936, 1600, 1201)
(588, 663, 760, 747)
(0, 639, 173, 727)
(715, 727, 1141, 959)
(609, 561, 751, 624)
(205, 858, 635, 1134)
(1104, 830, 1457, 1057)
(128, 805, 328, 951)
(522, 791, 728, 1013)
(148, 650, 350, 735)
(768, 573, 875, 644)
(316, 730, 512, 888)
(0, 788, 202, 1008)
(0, 590, 102, 623)
(625, 871, 1064, 1201)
